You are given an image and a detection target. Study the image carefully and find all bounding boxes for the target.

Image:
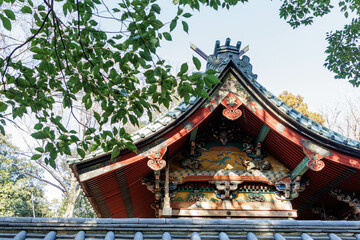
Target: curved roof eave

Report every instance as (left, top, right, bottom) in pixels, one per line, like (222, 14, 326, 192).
(224, 59, 360, 159)
(71, 49, 360, 168)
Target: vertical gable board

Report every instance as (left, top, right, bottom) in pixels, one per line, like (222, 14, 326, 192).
(96, 172, 127, 218)
(125, 159, 154, 217)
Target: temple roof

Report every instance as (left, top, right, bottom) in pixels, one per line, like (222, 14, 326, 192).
(1, 217, 360, 240)
(70, 38, 360, 219)
(74, 38, 360, 165)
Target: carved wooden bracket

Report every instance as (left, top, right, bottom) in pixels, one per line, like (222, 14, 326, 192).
(221, 92, 242, 120)
(147, 147, 167, 171)
(303, 147, 325, 171)
(275, 176, 308, 200)
(210, 180, 243, 199)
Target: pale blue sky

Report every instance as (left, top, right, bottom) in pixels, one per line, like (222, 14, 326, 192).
(157, 1, 359, 112)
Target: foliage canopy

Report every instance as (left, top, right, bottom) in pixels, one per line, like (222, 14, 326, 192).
(0, 135, 52, 217)
(279, 91, 325, 125)
(0, 0, 358, 167)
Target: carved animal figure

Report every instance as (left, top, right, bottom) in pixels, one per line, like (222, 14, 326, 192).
(180, 158, 201, 170)
(242, 158, 271, 171)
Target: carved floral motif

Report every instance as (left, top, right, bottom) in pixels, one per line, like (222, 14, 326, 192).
(147, 150, 166, 171)
(303, 143, 327, 171)
(221, 92, 242, 120)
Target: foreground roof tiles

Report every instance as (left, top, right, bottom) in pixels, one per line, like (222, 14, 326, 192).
(1, 217, 360, 240)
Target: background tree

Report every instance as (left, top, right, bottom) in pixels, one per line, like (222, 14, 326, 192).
(322, 96, 360, 141)
(279, 1, 360, 87)
(0, 135, 52, 217)
(278, 91, 325, 125)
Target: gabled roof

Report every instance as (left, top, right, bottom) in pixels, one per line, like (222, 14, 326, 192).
(70, 38, 360, 219)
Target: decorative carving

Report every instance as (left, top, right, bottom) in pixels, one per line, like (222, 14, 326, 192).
(177, 141, 204, 171)
(312, 206, 337, 220)
(303, 147, 325, 171)
(221, 92, 242, 120)
(195, 117, 252, 147)
(329, 189, 360, 207)
(210, 181, 243, 200)
(180, 157, 201, 171)
(329, 189, 360, 219)
(275, 176, 309, 200)
(247, 193, 266, 202)
(242, 158, 271, 171)
(245, 142, 267, 161)
(147, 151, 166, 171)
(242, 142, 270, 171)
(187, 192, 206, 202)
(206, 38, 258, 81)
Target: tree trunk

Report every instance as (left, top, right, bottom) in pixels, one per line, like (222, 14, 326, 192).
(63, 172, 81, 218)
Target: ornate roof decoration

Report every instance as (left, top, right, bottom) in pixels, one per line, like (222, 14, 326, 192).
(206, 38, 258, 81)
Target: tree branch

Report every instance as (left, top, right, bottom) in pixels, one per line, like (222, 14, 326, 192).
(22, 171, 66, 194)
(36, 159, 70, 199)
(1, 8, 52, 91)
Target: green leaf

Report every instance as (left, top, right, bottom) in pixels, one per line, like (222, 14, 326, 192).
(163, 32, 172, 41)
(50, 148, 57, 160)
(170, 19, 177, 31)
(77, 148, 85, 159)
(31, 154, 42, 160)
(49, 158, 56, 169)
(111, 145, 120, 159)
(34, 123, 43, 130)
(180, 63, 188, 73)
(182, 13, 192, 18)
(31, 131, 47, 139)
(192, 56, 201, 70)
(182, 21, 189, 33)
(0, 15, 11, 31)
(84, 95, 92, 110)
(35, 147, 44, 153)
(4, 10, 15, 20)
(21, 6, 32, 14)
(0, 102, 7, 112)
(151, 4, 161, 14)
(205, 75, 220, 84)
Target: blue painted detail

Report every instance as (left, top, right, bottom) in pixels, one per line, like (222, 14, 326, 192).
(134, 232, 143, 240)
(75, 231, 86, 240)
(247, 232, 258, 240)
(301, 233, 314, 240)
(13, 231, 26, 240)
(329, 233, 342, 240)
(44, 231, 56, 240)
(274, 233, 286, 240)
(105, 231, 115, 240)
(191, 232, 201, 240)
(219, 232, 229, 240)
(162, 232, 172, 240)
